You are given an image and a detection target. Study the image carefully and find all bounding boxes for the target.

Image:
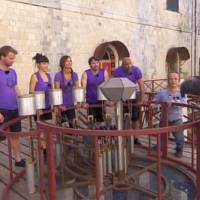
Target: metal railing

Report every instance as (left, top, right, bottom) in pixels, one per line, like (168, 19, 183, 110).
(0, 102, 200, 200)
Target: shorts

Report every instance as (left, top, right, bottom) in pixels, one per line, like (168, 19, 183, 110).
(88, 105, 103, 122)
(0, 109, 21, 140)
(34, 108, 52, 121)
(61, 108, 76, 127)
(123, 98, 140, 122)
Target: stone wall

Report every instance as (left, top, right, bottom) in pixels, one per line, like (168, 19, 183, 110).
(0, 0, 193, 93)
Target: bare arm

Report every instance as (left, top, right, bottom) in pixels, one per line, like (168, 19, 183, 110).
(137, 78, 145, 102)
(81, 72, 87, 88)
(0, 113, 4, 123)
(54, 81, 61, 89)
(104, 70, 109, 81)
(29, 74, 38, 94)
(15, 85, 21, 96)
(74, 80, 79, 88)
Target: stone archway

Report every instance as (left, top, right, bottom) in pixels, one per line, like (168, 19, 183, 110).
(166, 47, 190, 78)
(94, 41, 130, 76)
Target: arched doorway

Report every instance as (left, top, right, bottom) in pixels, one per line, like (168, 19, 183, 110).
(166, 47, 190, 78)
(94, 41, 130, 76)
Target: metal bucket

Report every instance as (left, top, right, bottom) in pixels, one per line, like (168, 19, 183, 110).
(97, 88, 107, 101)
(34, 91, 45, 110)
(73, 87, 85, 103)
(129, 91, 136, 100)
(49, 89, 63, 106)
(18, 94, 36, 116)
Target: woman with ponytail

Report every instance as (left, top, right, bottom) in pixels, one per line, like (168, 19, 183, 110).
(29, 53, 53, 159)
(30, 53, 52, 119)
(54, 55, 79, 127)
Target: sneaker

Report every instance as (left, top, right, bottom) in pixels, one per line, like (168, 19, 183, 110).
(15, 159, 26, 167)
(134, 138, 141, 145)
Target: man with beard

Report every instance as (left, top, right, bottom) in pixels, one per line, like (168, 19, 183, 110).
(0, 46, 25, 167)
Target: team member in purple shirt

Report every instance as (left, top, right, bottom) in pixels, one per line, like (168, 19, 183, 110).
(81, 56, 109, 122)
(0, 46, 25, 167)
(29, 53, 52, 159)
(29, 53, 52, 120)
(54, 55, 79, 127)
(114, 57, 144, 144)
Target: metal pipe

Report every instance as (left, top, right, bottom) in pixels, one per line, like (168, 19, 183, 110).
(191, 109, 195, 169)
(123, 145, 127, 174)
(196, 123, 200, 200)
(8, 137, 13, 181)
(26, 161, 35, 194)
(37, 136, 45, 200)
(130, 136, 134, 154)
(157, 133, 162, 200)
(46, 131, 57, 200)
(107, 148, 112, 174)
(161, 103, 168, 158)
(116, 101, 124, 172)
(95, 137, 101, 200)
(55, 143, 61, 167)
(114, 144, 118, 173)
(103, 149, 107, 176)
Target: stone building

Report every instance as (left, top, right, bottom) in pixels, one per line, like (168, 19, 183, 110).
(0, 0, 199, 93)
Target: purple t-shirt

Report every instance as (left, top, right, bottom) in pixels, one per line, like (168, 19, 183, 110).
(0, 68, 18, 110)
(85, 68, 105, 104)
(54, 71, 78, 107)
(35, 71, 52, 109)
(113, 66, 142, 83)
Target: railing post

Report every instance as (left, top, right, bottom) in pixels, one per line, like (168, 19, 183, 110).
(46, 130, 57, 200)
(148, 103, 153, 154)
(196, 123, 200, 200)
(161, 103, 168, 158)
(8, 136, 13, 181)
(37, 133, 44, 200)
(157, 133, 162, 200)
(95, 136, 101, 200)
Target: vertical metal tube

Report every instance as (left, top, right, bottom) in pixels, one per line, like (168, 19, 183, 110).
(26, 162, 35, 194)
(46, 131, 57, 200)
(123, 145, 127, 174)
(196, 124, 200, 200)
(161, 103, 168, 158)
(157, 133, 162, 200)
(114, 145, 118, 173)
(29, 116, 34, 161)
(130, 136, 134, 154)
(37, 136, 44, 200)
(191, 108, 195, 169)
(103, 150, 107, 176)
(8, 137, 13, 181)
(107, 148, 112, 174)
(116, 101, 124, 172)
(55, 143, 61, 167)
(95, 137, 101, 200)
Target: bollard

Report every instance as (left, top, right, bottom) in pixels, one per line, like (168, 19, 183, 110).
(26, 161, 35, 194)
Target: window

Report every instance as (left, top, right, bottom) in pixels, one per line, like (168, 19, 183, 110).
(167, 0, 179, 12)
